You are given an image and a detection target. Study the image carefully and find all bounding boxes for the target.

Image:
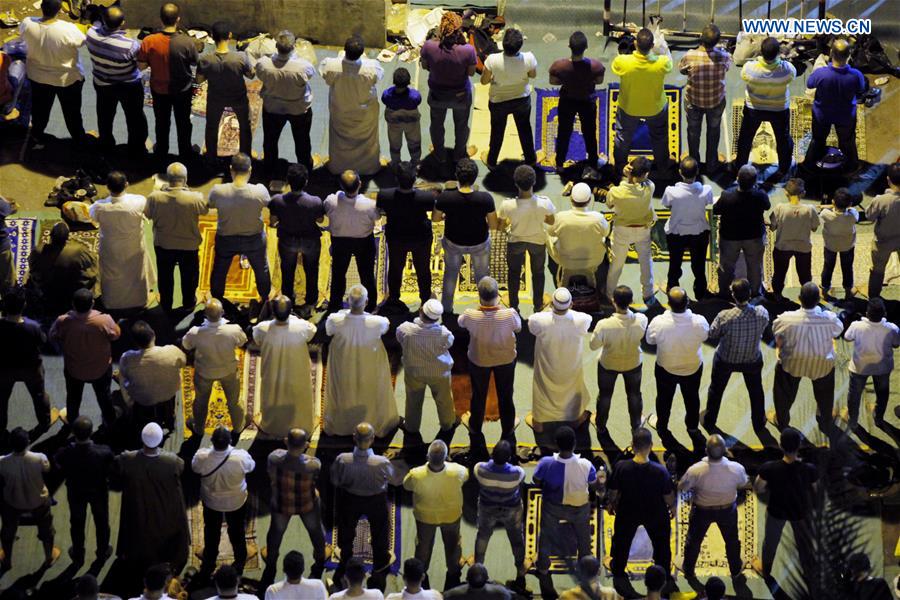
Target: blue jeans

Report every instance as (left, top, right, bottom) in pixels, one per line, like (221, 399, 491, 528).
(428, 88, 472, 161)
(210, 233, 271, 301)
(685, 99, 726, 168)
(278, 235, 320, 306)
(440, 236, 490, 314)
(613, 106, 671, 173)
(682, 503, 742, 576)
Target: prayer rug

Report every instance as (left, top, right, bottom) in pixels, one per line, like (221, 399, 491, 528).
(603, 209, 714, 263)
(187, 495, 259, 571)
(180, 348, 261, 439)
(606, 84, 682, 164)
(674, 490, 758, 577)
(524, 488, 600, 574)
(39, 219, 99, 255)
(7, 217, 36, 284)
(600, 511, 677, 577)
(324, 488, 402, 575)
(534, 89, 608, 172)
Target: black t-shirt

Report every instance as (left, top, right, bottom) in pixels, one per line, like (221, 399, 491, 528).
(713, 188, 771, 241)
(269, 191, 325, 239)
(54, 441, 115, 495)
(197, 50, 252, 103)
(853, 578, 893, 600)
(608, 458, 674, 517)
(435, 189, 495, 246)
(758, 459, 818, 520)
(0, 318, 45, 369)
(376, 188, 436, 242)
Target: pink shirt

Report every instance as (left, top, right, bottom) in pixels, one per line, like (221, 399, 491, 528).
(50, 309, 120, 380)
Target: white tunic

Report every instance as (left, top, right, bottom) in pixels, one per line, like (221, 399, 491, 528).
(527, 309, 592, 423)
(90, 194, 156, 310)
(319, 56, 384, 176)
(252, 315, 318, 437)
(324, 310, 399, 437)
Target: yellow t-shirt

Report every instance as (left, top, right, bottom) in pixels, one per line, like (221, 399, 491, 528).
(611, 51, 672, 117)
(403, 462, 469, 524)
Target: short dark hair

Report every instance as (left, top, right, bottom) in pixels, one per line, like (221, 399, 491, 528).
(555, 425, 576, 452)
(784, 178, 805, 197)
(344, 35, 365, 61)
(107, 171, 128, 195)
(630, 156, 651, 179)
(393, 67, 411, 87)
(402, 557, 425, 583)
(779, 426, 803, 454)
(636, 28, 654, 54)
(160, 2, 180, 26)
(72, 288, 94, 313)
(283, 550, 305, 580)
(214, 564, 239, 591)
(1, 285, 26, 316)
(41, 0, 62, 18)
(612, 285, 633, 310)
(513, 164, 536, 191)
(491, 439, 512, 464)
(275, 30, 295, 55)
(104, 6, 126, 30)
(731, 278, 751, 304)
(576, 555, 601, 579)
(679, 156, 699, 180)
(211, 426, 231, 451)
(700, 23, 721, 48)
(9, 427, 29, 453)
(737, 165, 757, 190)
(644, 564, 666, 591)
(866, 297, 886, 322)
(832, 187, 853, 210)
(231, 153, 252, 174)
(761, 37, 780, 61)
(799, 281, 820, 309)
(131, 320, 156, 349)
(705, 576, 727, 600)
(211, 22, 232, 43)
(72, 415, 94, 442)
(888, 162, 900, 187)
(569, 31, 588, 55)
(49, 221, 70, 246)
(286, 163, 308, 192)
(75, 574, 99, 596)
(467, 564, 489, 588)
(503, 28, 524, 55)
(847, 552, 871, 575)
(345, 557, 366, 585)
(632, 427, 653, 452)
(455, 158, 479, 186)
(396, 161, 417, 189)
(144, 564, 171, 592)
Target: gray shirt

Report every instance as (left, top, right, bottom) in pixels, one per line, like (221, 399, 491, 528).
(331, 447, 394, 496)
(145, 187, 209, 250)
(119, 344, 187, 406)
(867, 190, 900, 245)
(769, 202, 819, 252)
(818, 205, 858, 252)
(197, 50, 252, 103)
(324, 192, 380, 239)
(209, 182, 270, 237)
(0, 451, 50, 510)
(679, 456, 748, 507)
(256, 52, 315, 115)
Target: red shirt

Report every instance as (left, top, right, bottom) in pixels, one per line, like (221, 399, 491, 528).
(50, 309, 121, 380)
(138, 31, 198, 95)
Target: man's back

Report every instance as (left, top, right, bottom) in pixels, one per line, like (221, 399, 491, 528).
(772, 306, 843, 378)
(444, 583, 511, 599)
(741, 57, 796, 111)
(138, 31, 199, 95)
(868, 190, 900, 244)
(266, 577, 328, 600)
(610, 51, 672, 117)
(192, 447, 254, 511)
(256, 54, 315, 114)
(209, 182, 269, 237)
(0, 451, 49, 510)
(145, 188, 208, 250)
(50, 309, 120, 380)
(197, 50, 251, 102)
(182, 319, 247, 379)
(324, 192, 379, 238)
(0, 317, 44, 369)
(28, 239, 97, 299)
(713, 188, 770, 240)
(20, 17, 85, 86)
(549, 209, 609, 269)
(54, 441, 114, 495)
(609, 458, 672, 517)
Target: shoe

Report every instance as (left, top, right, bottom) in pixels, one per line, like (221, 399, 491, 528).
(845, 287, 858, 298)
(68, 547, 85, 564)
(95, 545, 113, 563)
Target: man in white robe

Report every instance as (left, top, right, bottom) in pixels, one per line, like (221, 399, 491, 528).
(323, 285, 399, 437)
(319, 35, 384, 176)
(89, 170, 156, 311)
(253, 296, 317, 438)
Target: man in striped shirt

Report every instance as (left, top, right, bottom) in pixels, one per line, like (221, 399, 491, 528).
(86, 6, 147, 155)
(772, 282, 844, 434)
(734, 37, 796, 180)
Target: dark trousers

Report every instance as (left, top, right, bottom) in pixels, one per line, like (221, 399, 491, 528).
(329, 235, 377, 313)
(94, 80, 148, 153)
(610, 510, 671, 576)
(595, 364, 643, 434)
(655, 364, 702, 432)
(613, 107, 671, 174)
(705, 355, 765, 432)
(69, 489, 110, 559)
(210, 233, 271, 301)
(773, 363, 834, 433)
(803, 113, 858, 171)
(555, 96, 598, 168)
(1, 501, 54, 564)
(201, 502, 248, 574)
(155, 246, 200, 313)
(264, 504, 327, 579)
(821, 247, 854, 290)
(278, 236, 321, 306)
(507, 241, 546, 310)
(771, 248, 812, 296)
(29, 78, 85, 141)
(847, 372, 890, 426)
(428, 88, 472, 162)
(0, 365, 51, 433)
(335, 491, 391, 589)
(468, 361, 517, 451)
(65, 366, 115, 425)
(536, 501, 593, 572)
(414, 519, 462, 590)
(735, 106, 793, 173)
(205, 99, 252, 159)
(666, 231, 709, 298)
(132, 398, 177, 433)
(761, 513, 816, 577)
(151, 88, 194, 158)
(387, 237, 432, 304)
(683, 503, 741, 576)
(487, 97, 536, 166)
(685, 99, 726, 169)
(262, 109, 313, 176)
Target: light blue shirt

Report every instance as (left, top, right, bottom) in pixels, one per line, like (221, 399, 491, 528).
(661, 181, 713, 235)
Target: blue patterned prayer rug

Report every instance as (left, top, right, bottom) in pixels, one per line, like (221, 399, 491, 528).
(7, 217, 36, 284)
(534, 89, 607, 172)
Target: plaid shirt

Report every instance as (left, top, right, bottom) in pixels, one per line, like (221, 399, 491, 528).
(678, 47, 732, 108)
(268, 450, 320, 515)
(708, 304, 769, 364)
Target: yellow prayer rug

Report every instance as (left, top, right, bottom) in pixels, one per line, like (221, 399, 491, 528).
(180, 348, 261, 439)
(674, 490, 759, 577)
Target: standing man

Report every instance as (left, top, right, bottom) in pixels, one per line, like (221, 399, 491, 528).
(325, 170, 380, 314)
(433, 158, 498, 314)
(802, 39, 866, 174)
(549, 31, 605, 173)
(20, 0, 87, 146)
(196, 21, 254, 163)
(678, 434, 749, 579)
(481, 28, 538, 169)
(844, 298, 900, 429)
(319, 35, 384, 176)
(181, 298, 248, 437)
(387, 558, 441, 600)
(404, 440, 469, 591)
(191, 426, 256, 578)
(458, 277, 522, 459)
(546, 182, 609, 290)
(661, 157, 713, 300)
(86, 5, 147, 155)
(734, 37, 796, 180)
(704, 279, 770, 434)
(645, 287, 709, 440)
(137, 2, 199, 167)
(866, 162, 900, 299)
(678, 24, 732, 173)
(771, 282, 843, 434)
(769, 178, 818, 300)
(208, 153, 272, 305)
(611, 28, 673, 175)
(50, 288, 121, 426)
(257, 30, 316, 177)
(331, 423, 396, 591)
(144, 161, 208, 314)
(54, 416, 114, 566)
(590, 285, 648, 436)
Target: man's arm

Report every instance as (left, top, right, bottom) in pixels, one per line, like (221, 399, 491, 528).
(486, 211, 499, 230)
(753, 474, 768, 494)
(432, 209, 445, 223)
(480, 66, 493, 86)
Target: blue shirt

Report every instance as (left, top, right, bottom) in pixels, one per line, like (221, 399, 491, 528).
(807, 63, 865, 125)
(534, 453, 596, 507)
(474, 460, 525, 507)
(381, 85, 422, 111)
(86, 23, 141, 85)
(661, 181, 713, 235)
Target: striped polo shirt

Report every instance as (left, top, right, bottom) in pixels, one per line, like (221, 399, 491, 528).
(474, 460, 525, 507)
(772, 306, 844, 380)
(396, 318, 454, 379)
(741, 56, 796, 111)
(86, 24, 141, 86)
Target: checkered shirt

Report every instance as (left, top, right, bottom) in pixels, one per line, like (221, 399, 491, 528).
(708, 304, 769, 364)
(268, 450, 320, 515)
(678, 47, 732, 109)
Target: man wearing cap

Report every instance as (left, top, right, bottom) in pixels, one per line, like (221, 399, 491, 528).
(547, 182, 609, 291)
(114, 422, 189, 576)
(527, 288, 592, 433)
(396, 299, 457, 454)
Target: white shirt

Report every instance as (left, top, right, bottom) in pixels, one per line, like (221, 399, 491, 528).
(844, 317, 900, 376)
(191, 446, 255, 512)
(329, 591, 385, 600)
(386, 590, 443, 600)
(20, 17, 85, 86)
(528, 310, 592, 422)
(89, 194, 147, 234)
(680, 457, 748, 507)
(497, 195, 556, 244)
(128, 594, 174, 600)
(324, 192, 380, 238)
(590, 310, 648, 372)
(772, 306, 843, 380)
(182, 318, 248, 380)
(661, 181, 713, 235)
(484, 51, 538, 103)
(208, 595, 257, 600)
(646, 309, 709, 376)
(546, 207, 610, 271)
(266, 578, 329, 600)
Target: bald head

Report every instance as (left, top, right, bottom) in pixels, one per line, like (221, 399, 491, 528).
(831, 38, 851, 64)
(668, 287, 688, 313)
(706, 434, 727, 461)
(104, 6, 125, 30)
(271, 295, 292, 321)
(160, 2, 180, 27)
(167, 162, 188, 186)
(348, 285, 368, 313)
(353, 422, 375, 449)
(205, 298, 224, 322)
(286, 428, 308, 451)
(340, 170, 361, 194)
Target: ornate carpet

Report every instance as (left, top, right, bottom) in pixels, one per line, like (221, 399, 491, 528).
(325, 488, 402, 575)
(180, 348, 261, 439)
(524, 487, 601, 574)
(7, 217, 36, 284)
(187, 495, 259, 570)
(674, 490, 758, 577)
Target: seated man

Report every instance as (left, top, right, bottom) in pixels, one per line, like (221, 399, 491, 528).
(26, 221, 97, 320)
(547, 182, 609, 290)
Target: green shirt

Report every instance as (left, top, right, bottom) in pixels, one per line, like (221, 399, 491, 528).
(611, 51, 672, 116)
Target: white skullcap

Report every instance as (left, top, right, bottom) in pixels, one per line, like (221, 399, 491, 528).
(422, 299, 443, 321)
(551, 287, 573, 311)
(141, 422, 164, 448)
(571, 182, 592, 204)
